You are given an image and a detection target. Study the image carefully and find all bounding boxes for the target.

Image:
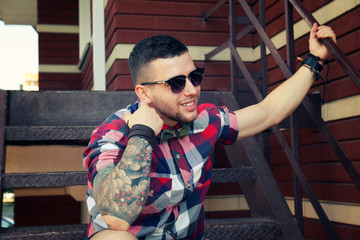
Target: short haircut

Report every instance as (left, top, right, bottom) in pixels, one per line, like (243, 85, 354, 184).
(129, 35, 188, 85)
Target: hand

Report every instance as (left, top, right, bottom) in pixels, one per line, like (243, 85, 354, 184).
(309, 23, 336, 60)
(124, 102, 163, 135)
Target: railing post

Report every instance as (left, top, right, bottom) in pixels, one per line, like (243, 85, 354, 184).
(229, 0, 237, 98)
(0, 90, 7, 222)
(285, 0, 304, 235)
(257, 0, 270, 164)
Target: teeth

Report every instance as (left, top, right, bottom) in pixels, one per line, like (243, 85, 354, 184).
(183, 102, 194, 106)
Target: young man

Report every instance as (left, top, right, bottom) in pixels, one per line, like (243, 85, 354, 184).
(84, 23, 336, 239)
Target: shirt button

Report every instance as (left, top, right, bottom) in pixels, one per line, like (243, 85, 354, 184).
(149, 189, 154, 195)
(176, 154, 181, 159)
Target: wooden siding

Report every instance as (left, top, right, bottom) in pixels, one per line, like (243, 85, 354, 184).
(38, 33, 79, 65)
(104, 0, 255, 91)
(82, 47, 94, 90)
(304, 218, 360, 240)
(37, 0, 81, 90)
(39, 72, 82, 90)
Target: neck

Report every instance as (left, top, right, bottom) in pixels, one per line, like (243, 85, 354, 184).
(163, 118, 179, 128)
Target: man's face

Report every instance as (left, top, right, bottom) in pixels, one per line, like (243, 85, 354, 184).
(143, 52, 201, 127)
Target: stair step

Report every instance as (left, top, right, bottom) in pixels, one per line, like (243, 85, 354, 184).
(5, 126, 95, 141)
(211, 167, 256, 183)
(3, 167, 255, 189)
(0, 224, 88, 239)
(205, 218, 281, 240)
(0, 218, 280, 239)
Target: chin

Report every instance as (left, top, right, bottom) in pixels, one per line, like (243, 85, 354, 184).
(181, 111, 198, 123)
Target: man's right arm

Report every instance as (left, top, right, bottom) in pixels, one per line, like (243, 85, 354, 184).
(93, 135, 153, 230)
(92, 102, 163, 230)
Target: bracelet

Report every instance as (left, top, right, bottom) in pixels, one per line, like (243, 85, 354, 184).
(128, 124, 156, 148)
(298, 53, 330, 104)
(299, 53, 327, 80)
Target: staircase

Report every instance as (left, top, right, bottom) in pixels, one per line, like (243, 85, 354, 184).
(0, 90, 283, 239)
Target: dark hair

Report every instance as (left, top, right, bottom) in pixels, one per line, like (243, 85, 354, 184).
(129, 35, 188, 85)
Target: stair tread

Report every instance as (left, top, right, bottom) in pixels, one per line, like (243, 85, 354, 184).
(0, 218, 280, 239)
(206, 217, 278, 224)
(205, 217, 281, 239)
(3, 167, 255, 189)
(0, 224, 87, 239)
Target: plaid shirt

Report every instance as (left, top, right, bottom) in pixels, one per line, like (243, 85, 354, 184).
(83, 102, 238, 239)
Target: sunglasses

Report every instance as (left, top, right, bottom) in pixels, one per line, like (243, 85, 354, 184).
(141, 67, 205, 93)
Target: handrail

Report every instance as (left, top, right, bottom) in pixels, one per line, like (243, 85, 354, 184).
(289, 0, 360, 88)
(202, 0, 227, 22)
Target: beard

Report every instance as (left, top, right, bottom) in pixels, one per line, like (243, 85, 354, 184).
(150, 97, 198, 124)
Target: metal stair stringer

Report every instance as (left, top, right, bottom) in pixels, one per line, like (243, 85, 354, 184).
(217, 92, 302, 240)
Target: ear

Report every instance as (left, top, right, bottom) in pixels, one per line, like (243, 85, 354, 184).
(135, 85, 152, 103)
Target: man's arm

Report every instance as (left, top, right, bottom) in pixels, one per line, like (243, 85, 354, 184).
(93, 135, 153, 230)
(93, 102, 163, 230)
(235, 23, 336, 140)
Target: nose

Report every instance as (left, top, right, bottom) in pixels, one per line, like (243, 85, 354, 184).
(183, 78, 198, 96)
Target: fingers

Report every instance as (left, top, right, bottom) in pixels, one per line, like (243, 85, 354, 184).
(309, 22, 318, 41)
(124, 102, 164, 135)
(124, 111, 132, 127)
(314, 24, 337, 43)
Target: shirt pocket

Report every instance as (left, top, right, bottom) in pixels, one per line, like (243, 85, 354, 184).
(142, 177, 172, 214)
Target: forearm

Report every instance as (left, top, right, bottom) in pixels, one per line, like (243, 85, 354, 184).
(260, 65, 315, 125)
(93, 136, 153, 230)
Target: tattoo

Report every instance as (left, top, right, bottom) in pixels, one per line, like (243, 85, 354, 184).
(94, 136, 153, 225)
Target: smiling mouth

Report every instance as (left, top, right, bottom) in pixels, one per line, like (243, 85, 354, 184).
(182, 101, 195, 107)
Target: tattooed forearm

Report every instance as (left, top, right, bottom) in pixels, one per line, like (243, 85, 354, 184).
(93, 136, 153, 226)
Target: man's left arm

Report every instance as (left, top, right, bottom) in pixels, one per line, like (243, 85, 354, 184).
(235, 23, 336, 140)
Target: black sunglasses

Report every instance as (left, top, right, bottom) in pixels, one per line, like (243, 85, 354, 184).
(141, 67, 205, 93)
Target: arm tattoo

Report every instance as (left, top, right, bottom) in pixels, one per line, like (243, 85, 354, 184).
(94, 136, 153, 225)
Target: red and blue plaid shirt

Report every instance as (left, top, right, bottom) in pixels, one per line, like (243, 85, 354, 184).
(83, 102, 238, 239)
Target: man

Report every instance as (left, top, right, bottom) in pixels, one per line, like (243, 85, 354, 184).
(84, 23, 336, 239)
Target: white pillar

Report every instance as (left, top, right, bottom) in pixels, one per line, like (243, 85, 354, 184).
(91, 0, 106, 91)
(79, 0, 91, 58)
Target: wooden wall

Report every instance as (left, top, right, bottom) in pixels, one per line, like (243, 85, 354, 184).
(37, 0, 82, 90)
(103, 0, 253, 91)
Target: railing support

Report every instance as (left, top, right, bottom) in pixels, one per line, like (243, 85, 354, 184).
(285, 0, 304, 234)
